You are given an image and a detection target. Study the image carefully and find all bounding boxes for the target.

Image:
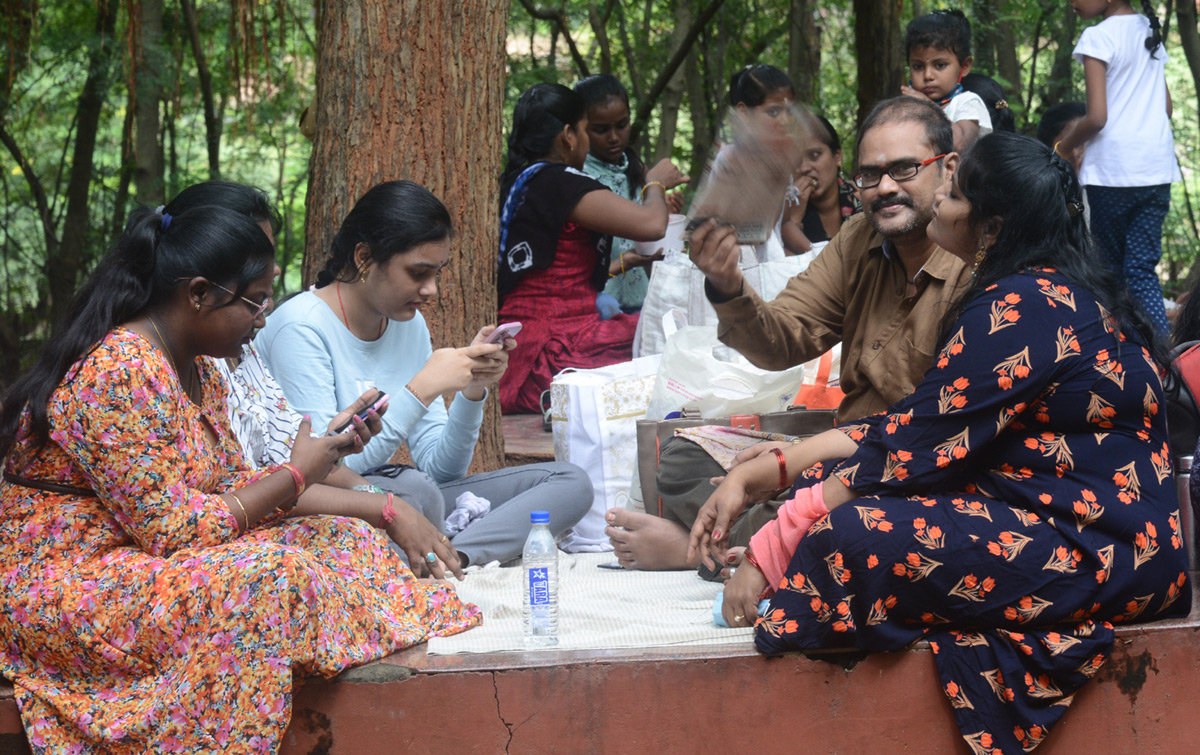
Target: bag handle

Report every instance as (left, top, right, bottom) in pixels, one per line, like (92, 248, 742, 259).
(792, 350, 833, 406)
(729, 414, 761, 431)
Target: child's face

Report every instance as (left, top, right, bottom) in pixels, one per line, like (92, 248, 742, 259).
(586, 96, 632, 165)
(1069, 0, 1111, 21)
(908, 46, 971, 102)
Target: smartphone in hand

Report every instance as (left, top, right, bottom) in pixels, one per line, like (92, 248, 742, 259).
(484, 322, 523, 344)
(325, 389, 388, 436)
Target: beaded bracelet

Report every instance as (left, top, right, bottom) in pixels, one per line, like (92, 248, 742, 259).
(405, 382, 425, 406)
(770, 448, 788, 491)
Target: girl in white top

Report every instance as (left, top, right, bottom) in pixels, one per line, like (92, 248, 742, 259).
(1056, 0, 1179, 333)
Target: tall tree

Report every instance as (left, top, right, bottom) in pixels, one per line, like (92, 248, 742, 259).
(133, 0, 166, 204)
(852, 0, 903, 128)
(180, 0, 220, 179)
(652, 1, 691, 163)
(305, 0, 512, 472)
(787, 0, 820, 105)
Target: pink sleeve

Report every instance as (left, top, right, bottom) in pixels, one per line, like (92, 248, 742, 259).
(749, 481, 828, 596)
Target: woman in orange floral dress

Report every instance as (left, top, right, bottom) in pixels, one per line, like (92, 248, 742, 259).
(691, 132, 1189, 754)
(0, 205, 480, 753)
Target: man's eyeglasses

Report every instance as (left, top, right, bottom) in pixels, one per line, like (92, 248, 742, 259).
(210, 282, 272, 318)
(852, 154, 947, 190)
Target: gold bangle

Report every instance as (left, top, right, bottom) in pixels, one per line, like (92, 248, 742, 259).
(228, 493, 249, 533)
(640, 181, 665, 201)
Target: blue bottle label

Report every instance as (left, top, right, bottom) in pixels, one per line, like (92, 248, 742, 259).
(528, 567, 550, 606)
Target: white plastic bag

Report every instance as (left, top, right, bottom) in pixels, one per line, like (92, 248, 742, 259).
(550, 354, 662, 550)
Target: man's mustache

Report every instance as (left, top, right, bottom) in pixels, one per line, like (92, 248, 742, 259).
(870, 194, 914, 213)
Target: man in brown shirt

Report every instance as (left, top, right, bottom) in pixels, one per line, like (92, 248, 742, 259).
(608, 97, 973, 572)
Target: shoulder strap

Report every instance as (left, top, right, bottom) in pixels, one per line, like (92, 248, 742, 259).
(1174, 342, 1200, 403)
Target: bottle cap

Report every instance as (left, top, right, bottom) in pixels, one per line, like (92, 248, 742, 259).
(530, 510, 550, 524)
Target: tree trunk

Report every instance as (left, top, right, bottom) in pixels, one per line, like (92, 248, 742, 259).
(1178, 0, 1200, 136)
(684, 33, 713, 182)
(787, 0, 820, 105)
(652, 1, 691, 163)
(305, 0, 511, 473)
(996, 17, 1022, 112)
(53, 0, 118, 324)
(180, 0, 220, 179)
(134, 0, 165, 205)
(110, 90, 136, 238)
(971, 0, 998, 75)
(852, 0, 903, 129)
(1039, 5, 1079, 111)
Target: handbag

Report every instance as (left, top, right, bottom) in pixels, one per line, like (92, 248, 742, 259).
(549, 354, 661, 551)
(634, 407, 837, 517)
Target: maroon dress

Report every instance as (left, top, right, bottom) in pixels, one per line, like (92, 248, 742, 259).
(498, 164, 638, 414)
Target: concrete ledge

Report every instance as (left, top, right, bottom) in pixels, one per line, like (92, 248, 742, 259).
(4, 589, 1199, 753)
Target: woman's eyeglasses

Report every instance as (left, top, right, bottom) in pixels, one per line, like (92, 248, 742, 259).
(210, 282, 272, 318)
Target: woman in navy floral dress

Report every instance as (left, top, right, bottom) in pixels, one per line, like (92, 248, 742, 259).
(691, 132, 1189, 754)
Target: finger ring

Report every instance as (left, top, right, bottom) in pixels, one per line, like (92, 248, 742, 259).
(733, 614, 745, 623)
(440, 535, 448, 543)
(425, 552, 437, 563)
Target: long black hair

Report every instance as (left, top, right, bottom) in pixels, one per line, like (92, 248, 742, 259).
(0, 205, 275, 459)
(501, 83, 587, 201)
(164, 180, 280, 231)
(728, 64, 794, 108)
(941, 131, 1162, 361)
(573, 73, 646, 188)
(314, 180, 453, 288)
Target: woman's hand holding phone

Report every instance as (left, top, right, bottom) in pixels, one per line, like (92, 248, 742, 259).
(326, 389, 389, 440)
(289, 416, 362, 488)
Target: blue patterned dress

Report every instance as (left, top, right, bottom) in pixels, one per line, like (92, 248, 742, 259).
(757, 269, 1189, 754)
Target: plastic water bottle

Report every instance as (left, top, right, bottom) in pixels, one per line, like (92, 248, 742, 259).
(522, 510, 558, 646)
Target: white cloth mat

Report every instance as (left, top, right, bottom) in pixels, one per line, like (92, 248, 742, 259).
(426, 552, 754, 655)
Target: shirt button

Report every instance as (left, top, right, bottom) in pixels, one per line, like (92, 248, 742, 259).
(873, 342, 881, 350)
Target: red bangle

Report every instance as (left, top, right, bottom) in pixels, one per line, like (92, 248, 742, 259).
(770, 448, 788, 490)
(380, 492, 396, 528)
(744, 547, 761, 569)
(279, 462, 306, 500)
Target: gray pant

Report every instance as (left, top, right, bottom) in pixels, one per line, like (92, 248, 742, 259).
(366, 462, 593, 566)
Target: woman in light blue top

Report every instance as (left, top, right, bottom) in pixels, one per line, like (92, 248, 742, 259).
(257, 180, 592, 567)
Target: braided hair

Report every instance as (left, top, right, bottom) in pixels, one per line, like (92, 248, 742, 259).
(1141, 0, 1164, 55)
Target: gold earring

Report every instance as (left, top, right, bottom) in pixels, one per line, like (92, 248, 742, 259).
(974, 242, 988, 267)
(194, 301, 201, 311)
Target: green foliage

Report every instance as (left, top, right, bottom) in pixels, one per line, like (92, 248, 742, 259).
(3, 0, 1200, 384)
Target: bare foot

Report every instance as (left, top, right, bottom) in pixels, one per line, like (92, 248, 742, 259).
(605, 509, 696, 570)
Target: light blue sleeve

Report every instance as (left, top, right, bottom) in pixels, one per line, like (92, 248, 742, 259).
(256, 316, 428, 474)
(406, 389, 487, 483)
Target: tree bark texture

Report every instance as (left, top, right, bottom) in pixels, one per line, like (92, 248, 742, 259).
(996, 17, 1022, 109)
(305, 0, 511, 473)
(1178, 0, 1200, 137)
(787, 0, 820, 105)
(1039, 5, 1079, 113)
(133, 0, 165, 205)
(852, 0, 903, 130)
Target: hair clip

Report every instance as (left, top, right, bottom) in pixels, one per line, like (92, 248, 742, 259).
(160, 212, 173, 231)
(994, 99, 1009, 110)
(1067, 200, 1084, 219)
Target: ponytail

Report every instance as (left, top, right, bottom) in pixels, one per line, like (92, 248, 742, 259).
(501, 84, 587, 201)
(1141, 1, 1163, 55)
(0, 205, 274, 459)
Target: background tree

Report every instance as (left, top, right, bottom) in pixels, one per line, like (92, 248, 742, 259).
(304, 0, 512, 472)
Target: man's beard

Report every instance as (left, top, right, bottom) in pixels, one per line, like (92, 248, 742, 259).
(865, 192, 934, 239)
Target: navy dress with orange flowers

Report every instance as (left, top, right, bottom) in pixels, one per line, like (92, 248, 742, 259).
(757, 270, 1189, 755)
